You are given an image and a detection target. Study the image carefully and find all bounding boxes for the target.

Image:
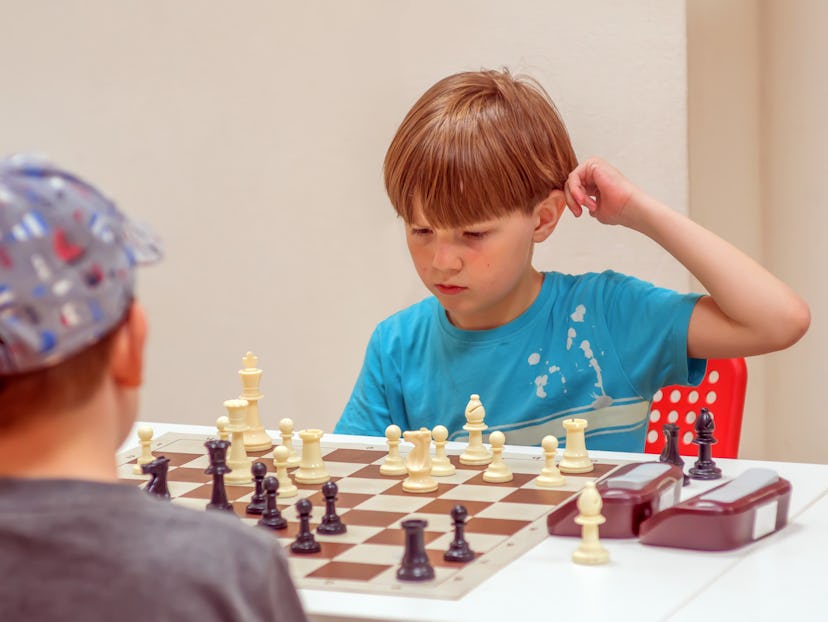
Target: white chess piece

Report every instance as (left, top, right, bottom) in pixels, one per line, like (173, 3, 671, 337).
(483, 431, 513, 483)
(380, 424, 407, 476)
(294, 429, 329, 484)
(431, 425, 456, 476)
(273, 445, 298, 497)
(238, 352, 273, 451)
(572, 481, 610, 565)
(133, 425, 154, 475)
(215, 415, 229, 442)
(459, 394, 493, 465)
(224, 399, 253, 484)
(559, 418, 593, 474)
(402, 429, 438, 493)
(279, 418, 301, 467)
(536, 435, 565, 487)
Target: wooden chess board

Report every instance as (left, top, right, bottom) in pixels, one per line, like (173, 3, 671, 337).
(118, 432, 633, 600)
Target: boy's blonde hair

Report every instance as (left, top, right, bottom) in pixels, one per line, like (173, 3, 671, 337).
(384, 69, 578, 228)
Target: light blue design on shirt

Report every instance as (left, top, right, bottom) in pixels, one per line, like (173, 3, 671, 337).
(335, 271, 705, 452)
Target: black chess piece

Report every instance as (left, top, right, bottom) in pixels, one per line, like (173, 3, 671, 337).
(443, 505, 475, 563)
(246, 461, 268, 515)
(290, 498, 321, 553)
(689, 408, 722, 480)
(142, 455, 171, 500)
(316, 481, 347, 535)
(658, 423, 689, 486)
(204, 439, 234, 512)
(258, 476, 288, 530)
(397, 519, 435, 581)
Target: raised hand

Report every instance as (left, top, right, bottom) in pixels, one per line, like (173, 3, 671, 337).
(564, 157, 640, 227)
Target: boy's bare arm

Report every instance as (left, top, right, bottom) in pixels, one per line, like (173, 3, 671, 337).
(564, 157, 810, 359)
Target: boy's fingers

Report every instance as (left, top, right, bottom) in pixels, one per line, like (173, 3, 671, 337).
(564, 184, 583, 217)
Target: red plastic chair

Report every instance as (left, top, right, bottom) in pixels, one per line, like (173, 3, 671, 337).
(645, 358, 747, 459)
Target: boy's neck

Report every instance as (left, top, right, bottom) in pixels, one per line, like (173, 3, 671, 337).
(0, 387, 123, 482)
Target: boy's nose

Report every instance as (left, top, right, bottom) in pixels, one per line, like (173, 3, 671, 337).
(432, 242, 462, 272)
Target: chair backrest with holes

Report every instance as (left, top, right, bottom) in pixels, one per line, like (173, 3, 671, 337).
(644, 358, 747, 459)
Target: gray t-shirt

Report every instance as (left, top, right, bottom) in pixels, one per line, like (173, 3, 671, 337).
(0, 478, 307, 621)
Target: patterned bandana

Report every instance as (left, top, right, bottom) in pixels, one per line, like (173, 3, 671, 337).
(0, 154, 161, 374)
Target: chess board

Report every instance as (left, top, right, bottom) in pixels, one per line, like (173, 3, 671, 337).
(118, 432, 633, 600)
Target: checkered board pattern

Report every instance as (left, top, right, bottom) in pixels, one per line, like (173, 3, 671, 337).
(117, 433, 632, 600)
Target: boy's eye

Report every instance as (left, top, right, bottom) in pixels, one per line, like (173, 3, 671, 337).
(463, 230, 488, 240)
(409, 227, 432, 236)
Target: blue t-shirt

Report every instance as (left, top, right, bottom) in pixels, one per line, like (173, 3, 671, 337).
(335, 271, 705, 451)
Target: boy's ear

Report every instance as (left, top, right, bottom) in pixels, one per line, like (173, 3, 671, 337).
(110, 302, 148, 389)
(532, 190, 567, 242)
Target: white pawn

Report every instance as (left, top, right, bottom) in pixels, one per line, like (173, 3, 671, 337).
(279, 418, 301, 467)
(536, 435, 565, 487)
(572, 481, 610, 565)
(133, 425, 154, 475)
(273, 445, 298, 498)
(215, 415, 230, 442)
(380, 424, 407, 476)
(430, 425, 456, 477)
(483, 431, 513, 483)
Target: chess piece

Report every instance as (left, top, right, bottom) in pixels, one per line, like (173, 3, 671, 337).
(689, 408, 722, 480)
(215, 415, 230, 442)
(294, 429, 330, 484)
(291, 498, 321, 553)
(459, 394, 493, 465)
(204, 439, 234, 512)
(316, 481, 347, 535)
(483, 431, 513, 483)
(659, 423, 689, 485)
(397, 519, 435, 581)
(279, 418, 301, 467)
(132, 425, 154, 475)
(535, 435, 565, 487)
(223, 398, 253, 484)
(246, 461, 268, 515)
(258, 476, 288, 530)
(402, 429, 438, 493)
(572, 481, 610, 565)
(380, 424, 408, 476)
(444, 505, 475, 563)
(272, 445, 298, 497)
(430, 425, 456, 477)
(239, 351, 273, 451)
(142, 455, 171, 500)
(559, 418, 593, 474)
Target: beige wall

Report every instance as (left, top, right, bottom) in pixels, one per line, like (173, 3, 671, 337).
(0, 1, 692, 438)
(688, 0, 827, 463)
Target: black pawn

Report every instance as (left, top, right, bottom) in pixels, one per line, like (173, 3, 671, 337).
(142, 455, 171, 500)
(316, 481, 347, 535)
(444, 505, 475, 563)
(246, 462, 268, 515)
(204, 439, 234, 512)
(689, 408, 722, 480)
(258, 477, 288, 530)
(397, 519, 435, 581)
(290, 498, 321, 553)
(658, 423, 689, 486)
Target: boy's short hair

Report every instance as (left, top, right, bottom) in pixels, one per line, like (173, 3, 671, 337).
(0, 154, 160, 423)
(384, 68, 578, 228)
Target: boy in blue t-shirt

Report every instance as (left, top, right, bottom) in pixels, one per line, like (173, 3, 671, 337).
(335, 69, 810, 451)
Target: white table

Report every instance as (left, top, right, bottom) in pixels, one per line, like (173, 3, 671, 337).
(121, 423, 828, 622)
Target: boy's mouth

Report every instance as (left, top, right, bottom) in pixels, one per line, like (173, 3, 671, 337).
(436, 284, 467, 295)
